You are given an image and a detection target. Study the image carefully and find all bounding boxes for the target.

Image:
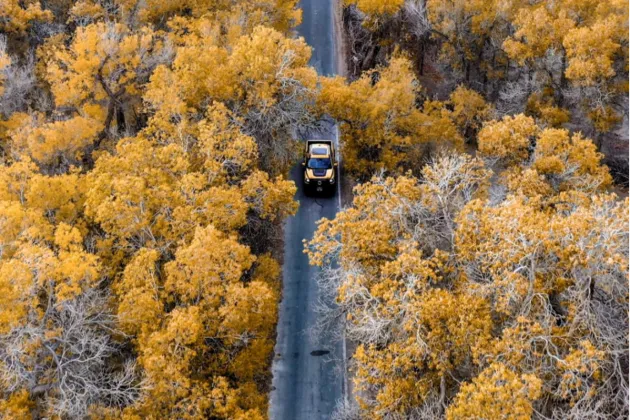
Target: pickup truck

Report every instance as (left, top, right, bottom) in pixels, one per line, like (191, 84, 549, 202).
(302, 140, 337, 195)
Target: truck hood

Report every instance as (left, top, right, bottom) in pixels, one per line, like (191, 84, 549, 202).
(306, 168, 333, 179)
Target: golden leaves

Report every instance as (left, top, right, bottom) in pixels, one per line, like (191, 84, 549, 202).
(345, 0, 405, 16)
(9, 115, 102, 166)
(0, 0, 52, 33)
(449, 86, 494, 135)
(319, 57, 462, 178)
(0, 1, 306, 418)
(164, 225, 255, 304)
(0, 259, 34, 334)
(115, 248, 162, 337)
(477, 114, 538, 163)
(447, 362, 542, 420)
(564, 19, 622, 85)
(308, 145, 626, 418)
(240, 170, 298, 222)
(0, 48, 10, 96)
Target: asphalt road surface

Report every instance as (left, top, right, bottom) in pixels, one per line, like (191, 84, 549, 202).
(268, 0, 344, 419)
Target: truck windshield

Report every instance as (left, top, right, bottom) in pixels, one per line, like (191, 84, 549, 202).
(307, 158, 332, 169)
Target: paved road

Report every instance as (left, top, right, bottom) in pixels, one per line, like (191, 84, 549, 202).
(269, 1, 343, 419)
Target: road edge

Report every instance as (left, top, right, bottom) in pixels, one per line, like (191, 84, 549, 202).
(332, 0, 350, 407)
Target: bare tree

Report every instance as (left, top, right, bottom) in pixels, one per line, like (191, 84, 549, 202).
(402, 0, 430, 39)
(331, 398, 361, 420)
(0, 289, 143, 418)
(0, 36, 36, 118)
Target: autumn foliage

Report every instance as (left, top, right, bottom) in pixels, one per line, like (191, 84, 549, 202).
(0, 1, 305, 418)
(307, 148, 628, 418)
(312, 18, 629, 419)
(343, 0, 628, 140)
(0, 0, 627, 418)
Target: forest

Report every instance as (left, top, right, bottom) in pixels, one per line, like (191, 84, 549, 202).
(0, 0, 627, 419)
(309, 0, 629, 419)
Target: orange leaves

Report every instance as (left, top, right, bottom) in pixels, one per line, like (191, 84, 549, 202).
(309, 145, 627, 417)
(479, 116, 613, 197)
(501, 0, 628, 133)
(345, 0, 405, 16)
(138, 305, 205, 403)
(240, 170, 298, 222)
(0, 259, 34, 334)
(319, 57, 462, 178)
(447, 362, 543, 420)
(114, 248, 162, 337)
(533, 129, 612, 191)
(564, 19, 622, 85)
(230, 26, 315, 105)
(197, 105, 258, 181)
(47, 22, 162, 109)
(164, 225, 255, 305)
(125, 0, 301, 34)
(349, 288, 493, 415)
(0, 0, 52, 33)
(306, 155, 500, 416)
(0, 390, 33, 420)
(145, 24, 316, 118)
(448, 86, 494, 136)
(307, 175, 419, 269)
(456, 191, 628, 322)
(477, 114, 538, 163)
(503, 7, 575, 64)
(26, 172, 86, 224)
(143, 23, 316, 173)
(84, 136, 188, 249)
(9, 115, 102, 167)
(558, 340, 606, 402)
(0, 48, 10, 96)
(51, 246, 100, 301)
(0, 201, 52, 256)
(125, 225, 277, 418)
(0, 1, 306, 417)
(413, 289, 493, 374)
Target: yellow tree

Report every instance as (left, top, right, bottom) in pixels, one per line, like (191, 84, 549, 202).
(448, 85, 494, 139)
(83, 107, 295, 417)
(46, 22, 169, 148)
(447, 363, 542, 420)
(0, 0, 305, 418)
(306, 155, 494, 417)
(115, 225, 277, 419)
(0, 224, 140, 417)
(307, 149, 628, 418)
(455, 191, 628, 417)
(113, 0, 301, 34)
(319, 57, 462, 179)
(503, 0, 628, 133)
(478, 115, 612, 194)
(0, 0, 52, 33)
(0, 47, 10, 97)
(144, 24, 318, 174)
(7, 114, 102, 170)
(344, 0, 404, 25)
(477, 114, 538, 165)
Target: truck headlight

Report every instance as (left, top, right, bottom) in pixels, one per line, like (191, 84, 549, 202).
(329, 178, 335, 184)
